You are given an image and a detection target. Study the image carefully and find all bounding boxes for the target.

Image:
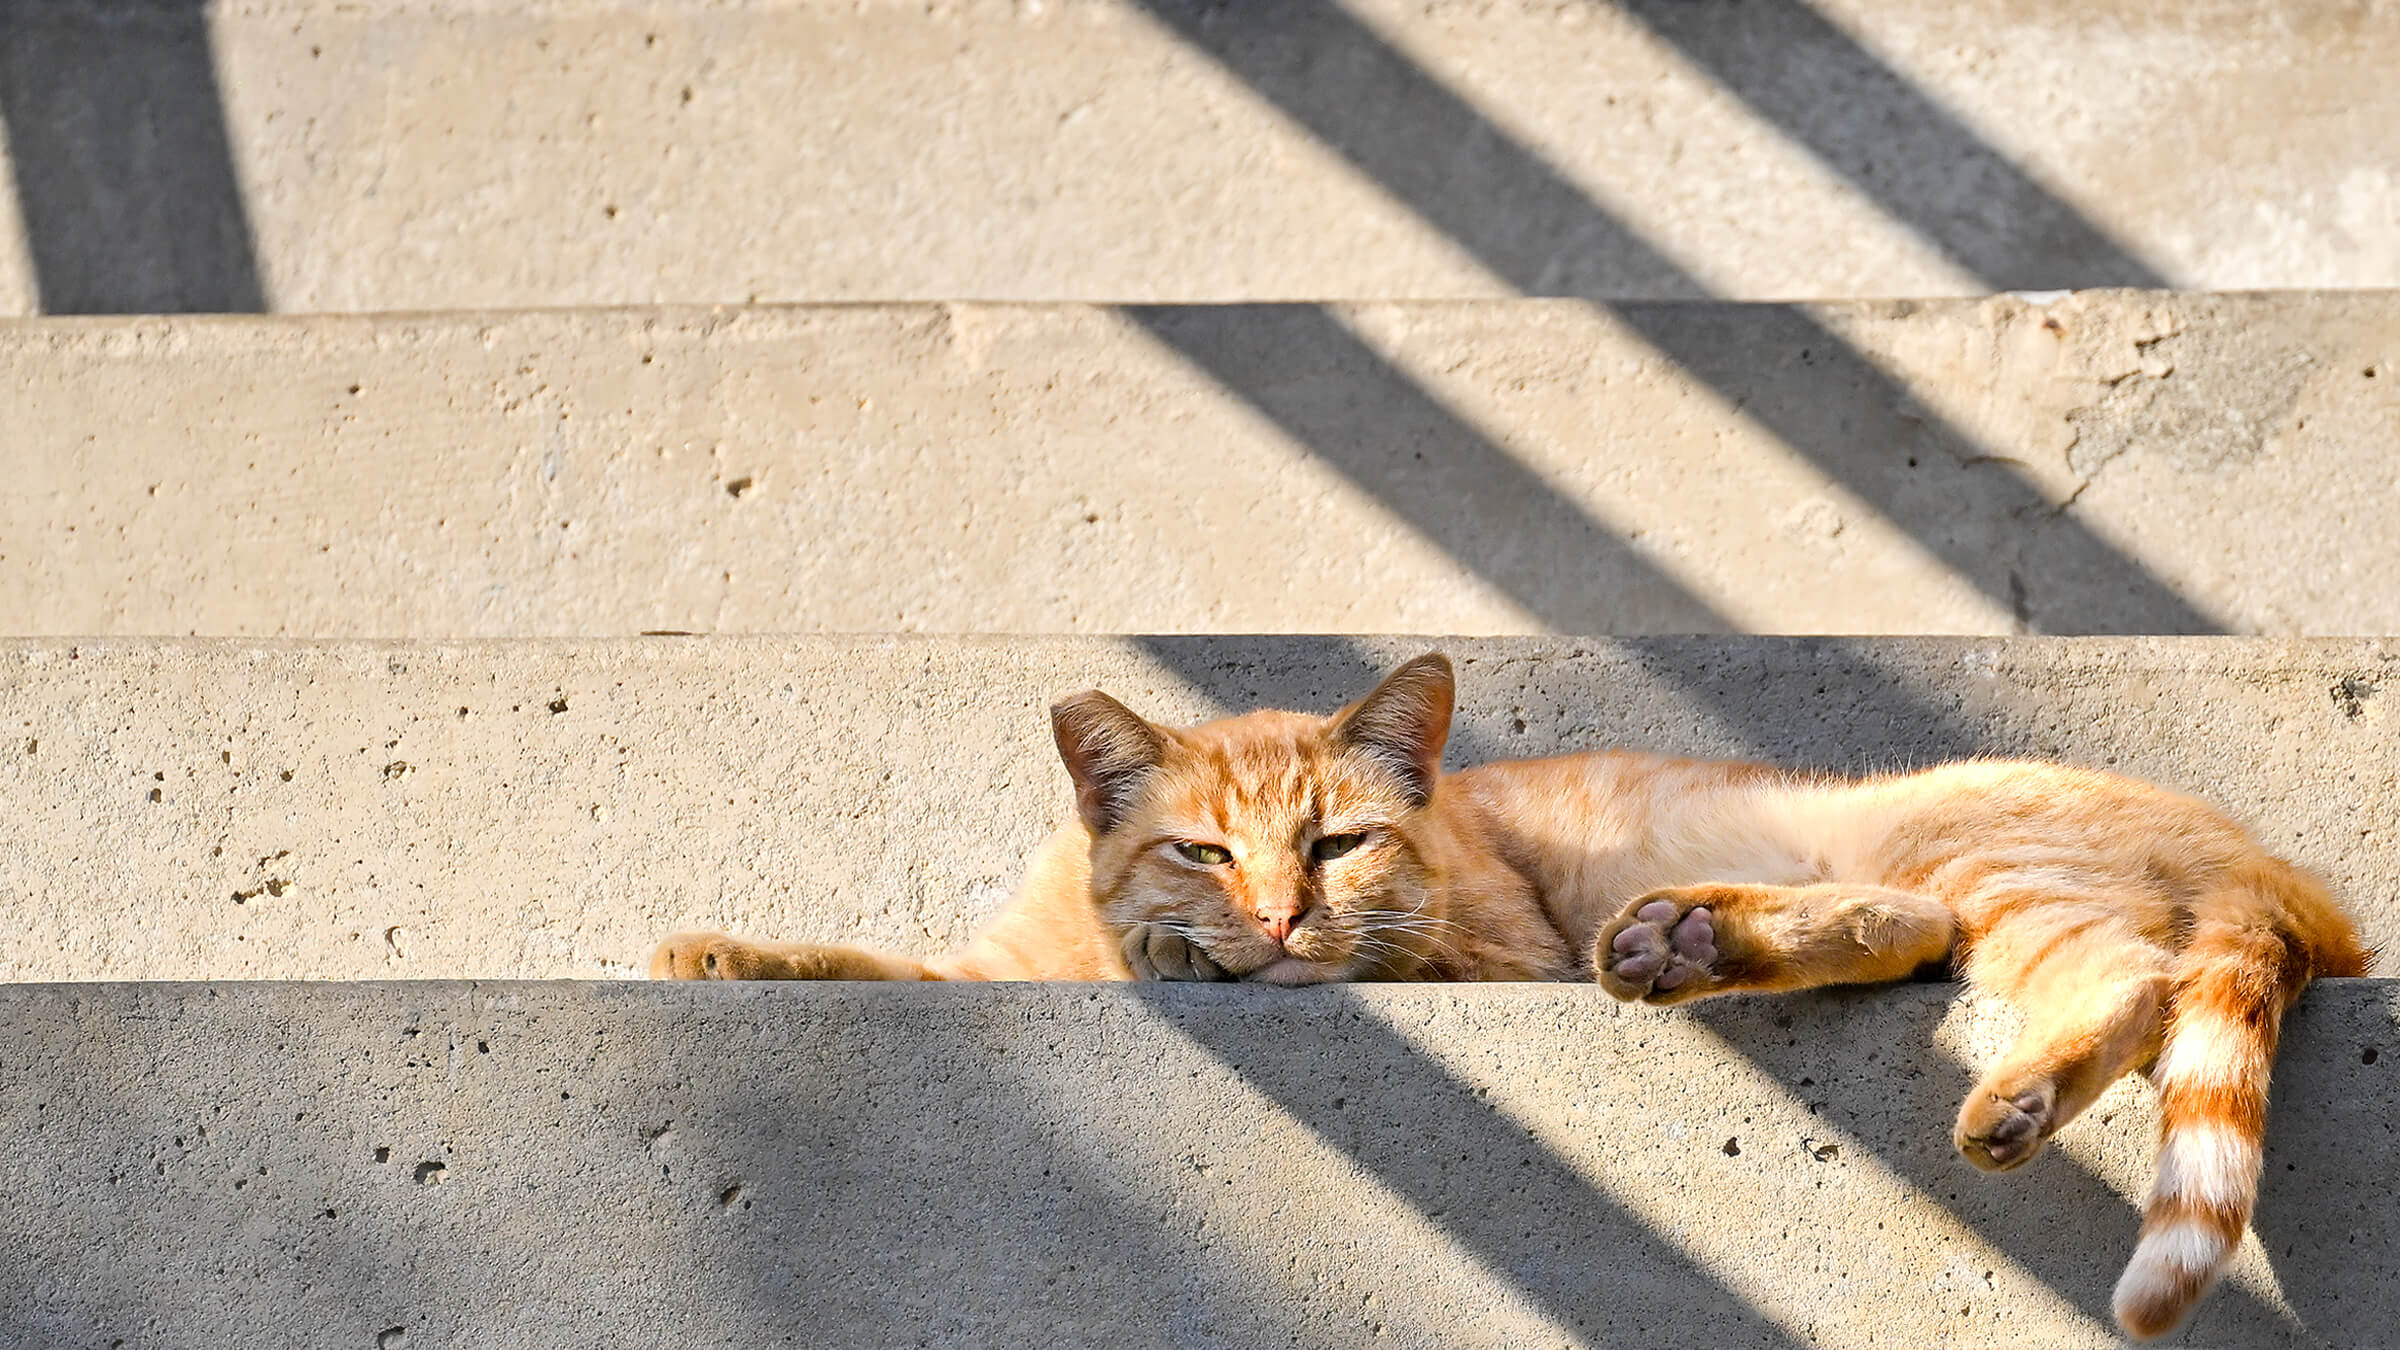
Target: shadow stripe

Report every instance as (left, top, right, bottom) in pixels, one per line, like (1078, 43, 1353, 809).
(0, 0, 265, 313)
(1122, 304, 1732, 635)
(1131, 982, 1812, 1348)
(1123, 0, 2224, 636)
(1609, 0, 2174, 291)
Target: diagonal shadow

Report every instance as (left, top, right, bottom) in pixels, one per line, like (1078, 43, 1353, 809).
(1611, 635, 1987, 767)
(1129, 633, 1986, 819)
(2249, 988, 2400, 1344)
(1604, 302, 2221, 635)
(0, 0, 265, 313)
(633, 984, 1333, 1348)
(1131, 634, 1513, 763)
(1609, 0, 2174, 291)
(1127, 981, 1810, 1347)
(1131, 0, 1701, 297)
(1685, 992, 2301, 1341)
(1123, 0, 2223, 637)
(1121, 632, 1975, 782)
(1123, 305, 1731, 636)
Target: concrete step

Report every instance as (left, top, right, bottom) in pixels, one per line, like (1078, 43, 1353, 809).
(1, 1, 2396, 313)
(0, 636, 2392, 982)
(2, 978, 2389, 1347)
(4, 292, 2396, 638)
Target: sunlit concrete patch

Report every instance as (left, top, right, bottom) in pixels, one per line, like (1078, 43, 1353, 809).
(0, 140, 32, 313)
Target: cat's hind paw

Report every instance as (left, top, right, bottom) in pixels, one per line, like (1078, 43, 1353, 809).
(1597, 894, 1723, 1004)
(1955, 1083, 2057, 1172)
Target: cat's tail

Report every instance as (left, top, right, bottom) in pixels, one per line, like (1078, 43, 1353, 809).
(2112, 862, 2364, 1339)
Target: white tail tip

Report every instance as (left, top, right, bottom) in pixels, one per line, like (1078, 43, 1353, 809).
(2113, 1219, 2231, 1340)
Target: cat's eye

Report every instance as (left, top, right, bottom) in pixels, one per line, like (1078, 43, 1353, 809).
(1311, 832, 1367, 862)
(1175, 842, 1232, 866)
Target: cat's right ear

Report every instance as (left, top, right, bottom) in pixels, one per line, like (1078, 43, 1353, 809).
(1330, 651, 1454, 809)
(1050, 691, 1168, 834)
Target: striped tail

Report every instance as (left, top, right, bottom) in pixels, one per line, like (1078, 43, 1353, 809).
(2111, 917, 2309, 1338)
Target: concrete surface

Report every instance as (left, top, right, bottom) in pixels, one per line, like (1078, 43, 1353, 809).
(0, 635, 2393, 982)
(1, 1, 2399, 313)
(3, 292, 2395, 638)
(0, 977, 2390, 1348)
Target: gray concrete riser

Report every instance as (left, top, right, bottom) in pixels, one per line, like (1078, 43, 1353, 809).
(1, 636, 2392, 982)
(1, 979, 2388, 1348)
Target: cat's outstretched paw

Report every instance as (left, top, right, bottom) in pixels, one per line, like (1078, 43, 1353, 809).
(1956, 1083, 2057, 1172)
(1597, 894, 1723, 1003)
(1122, 925, 1232, 982)
(650, 931, 771, 980)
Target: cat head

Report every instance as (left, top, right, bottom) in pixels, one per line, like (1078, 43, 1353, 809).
(1049, 653, 1456, 985)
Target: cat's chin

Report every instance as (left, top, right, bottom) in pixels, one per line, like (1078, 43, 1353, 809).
(1241, 955, 1340, 986)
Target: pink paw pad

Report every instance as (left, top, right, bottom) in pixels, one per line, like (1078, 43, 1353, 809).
(1604, 900, 1719, 997)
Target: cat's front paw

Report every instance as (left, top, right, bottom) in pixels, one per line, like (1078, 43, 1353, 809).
(1122, 925, 1232, 982)
(650, 930, 773, 980)
(1596, 893, 1724, 1004)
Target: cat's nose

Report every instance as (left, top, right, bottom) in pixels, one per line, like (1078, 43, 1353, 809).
(1255, 906, 1307, 944)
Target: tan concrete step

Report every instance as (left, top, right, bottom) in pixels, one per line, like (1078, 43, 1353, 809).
(1, 1, 2396, 312)
(0, 635, 2391, 982)
(1, 977, 2388, 1347)
(4, 292, 2395, 638)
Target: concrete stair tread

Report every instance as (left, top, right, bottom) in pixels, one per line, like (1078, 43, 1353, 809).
(4, 292, 2396, 638)
(1, 635, 2393, 982)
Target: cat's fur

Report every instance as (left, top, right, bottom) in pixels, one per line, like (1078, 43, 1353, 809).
(653, 653, 2367, 1340)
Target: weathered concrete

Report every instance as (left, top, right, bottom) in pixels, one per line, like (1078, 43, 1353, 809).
(0, 978, 2389, 1347)
(3, 293, 2395, 638)
(0, 636, 2394, 982)
(2, 1, 2399, 313)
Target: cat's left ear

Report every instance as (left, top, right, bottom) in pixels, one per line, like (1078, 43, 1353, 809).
(1330, 652, 1453, 809)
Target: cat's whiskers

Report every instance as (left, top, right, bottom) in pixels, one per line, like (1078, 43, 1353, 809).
(1351, 906, 1475, 961)
(1323, 909, 1473, 974)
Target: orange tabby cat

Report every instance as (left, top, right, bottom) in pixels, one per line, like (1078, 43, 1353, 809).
(652, 652, 2366, 1340)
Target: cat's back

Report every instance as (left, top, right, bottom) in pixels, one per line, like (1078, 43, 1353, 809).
(1831, 758, 2255, 871)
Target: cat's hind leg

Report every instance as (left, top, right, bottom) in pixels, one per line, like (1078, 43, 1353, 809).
(1596, 883, 1955, 1005)
(650, 931, 942, 981)
(1952, 907, 2169, 1171)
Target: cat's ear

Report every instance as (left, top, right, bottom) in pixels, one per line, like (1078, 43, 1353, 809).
(1330, 652, 1453, 809)
(1050, 690, 1169, 834)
